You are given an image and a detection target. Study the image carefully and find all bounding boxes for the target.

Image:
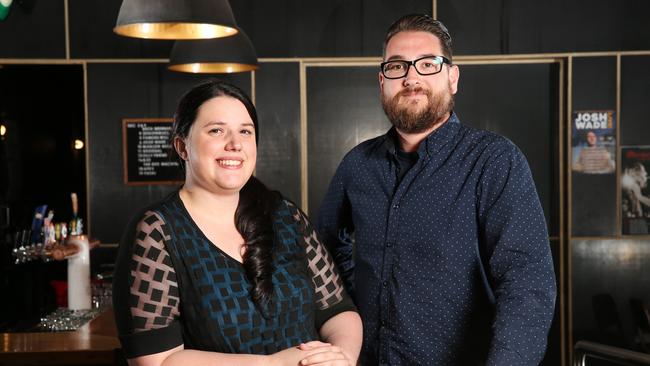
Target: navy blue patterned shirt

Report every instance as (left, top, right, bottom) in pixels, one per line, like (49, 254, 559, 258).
(317, 112, 556, 365)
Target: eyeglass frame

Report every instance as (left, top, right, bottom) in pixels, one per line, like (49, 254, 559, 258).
(380, 55, 452, 79)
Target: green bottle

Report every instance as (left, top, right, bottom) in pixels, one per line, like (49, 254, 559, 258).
(0, 0, 13, 21)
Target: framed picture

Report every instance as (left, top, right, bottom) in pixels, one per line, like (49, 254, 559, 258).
(621, 146, 650, 235)
(122, 118, 183, 185)
(571, 110, 616, 174)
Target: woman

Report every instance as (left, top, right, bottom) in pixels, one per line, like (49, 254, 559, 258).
(113, 80, 362, 366)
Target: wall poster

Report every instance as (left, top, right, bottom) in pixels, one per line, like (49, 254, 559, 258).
(572, 110, 616, 174)
(621, 146, 650, 235)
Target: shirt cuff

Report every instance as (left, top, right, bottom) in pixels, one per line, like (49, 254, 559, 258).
(119, 319, 183, 358)
(314, 295, 357, 330)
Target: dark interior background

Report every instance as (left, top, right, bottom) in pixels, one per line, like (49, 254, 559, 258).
(0, 64, 85, 328)
(0, 65, 86, 225)
(571, 57, 617, 237)
(1, 0, 650, 364)
(569, 54, 650, 356)
(85, 63, 250, 240)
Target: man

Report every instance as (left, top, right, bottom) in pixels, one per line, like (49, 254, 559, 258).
(622, 162, 650, 217)
(317, 14, 556, 365)
(573, 130, 615, 173)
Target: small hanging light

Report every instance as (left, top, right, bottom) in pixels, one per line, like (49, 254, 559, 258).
(114, 0, 238, 40)
(168, 28, 258, 73)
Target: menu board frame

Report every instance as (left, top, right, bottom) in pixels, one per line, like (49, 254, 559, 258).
(122, 118, 184, 186)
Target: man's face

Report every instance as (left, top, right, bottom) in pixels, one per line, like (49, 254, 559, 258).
(379, 31, 459, 134)
(586, 132, 597, 147)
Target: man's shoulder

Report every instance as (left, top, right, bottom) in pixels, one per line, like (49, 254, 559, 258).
(456, 123, 520, 158)
(340, 133, 389, 162)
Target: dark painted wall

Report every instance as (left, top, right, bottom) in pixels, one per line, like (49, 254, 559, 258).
(254, 62, 302, 204)
(570, 55, 650, 352)
(86, 64, 250, 241)
(69, 0, 173, 59)
(3, 0, 650, 59)
(0, 1, 65, 58)
(439, 0, 650, 55)
(572, 239, 650, 350)
(306, 66, 391, 216)
(457, 62, 560, 236)
(2, 1, 650, 363)
(231, 0, 432, 57)
(571, 57, 617, 237)
(621, 56, 650, 146)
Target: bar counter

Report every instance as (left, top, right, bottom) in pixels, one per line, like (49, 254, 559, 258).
(0, 308, 121, 366)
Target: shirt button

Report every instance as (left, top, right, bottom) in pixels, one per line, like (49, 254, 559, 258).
(381, 359, 387, 364)
(380, 319, 386, 326)
(392, 204, 399, 209)
(386, 241, 393, 247)
(382, 280, 388, 287)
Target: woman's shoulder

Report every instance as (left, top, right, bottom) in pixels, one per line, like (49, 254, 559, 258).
(136, 189, 183, 220)
(275, 198, 304, 223)
(120, 190, 180, 246)
(274, 199, 319, 240)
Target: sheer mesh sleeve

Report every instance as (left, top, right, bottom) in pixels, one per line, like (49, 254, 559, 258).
(285, 201, 357, 328)
(114, 210, 183, 358)
(128, 211, 180, 331)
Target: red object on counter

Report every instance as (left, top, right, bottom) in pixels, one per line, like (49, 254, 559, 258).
(50, 280, 68, 308)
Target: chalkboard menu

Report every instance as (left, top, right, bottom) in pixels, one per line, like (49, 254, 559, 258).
(122, 118, 183, 185)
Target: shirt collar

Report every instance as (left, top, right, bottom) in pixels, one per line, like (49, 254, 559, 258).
(383, 111, 461, 158)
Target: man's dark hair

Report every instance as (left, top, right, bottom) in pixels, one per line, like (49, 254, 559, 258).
(382, 14, 453, 61)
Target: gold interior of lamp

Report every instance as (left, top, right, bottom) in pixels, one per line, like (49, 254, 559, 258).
(168, 63, 259, 74)
(113, 23, 237, 40)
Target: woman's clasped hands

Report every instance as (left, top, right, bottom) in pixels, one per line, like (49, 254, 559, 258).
(268, 341, 354, 366)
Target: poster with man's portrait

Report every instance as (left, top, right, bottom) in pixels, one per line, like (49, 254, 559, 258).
(572, 110, 616, 174)
(621, 146, 650, 235)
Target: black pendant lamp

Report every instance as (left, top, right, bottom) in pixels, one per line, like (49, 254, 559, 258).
(114, 0, 238, 40)
(168, 29, 258, 73)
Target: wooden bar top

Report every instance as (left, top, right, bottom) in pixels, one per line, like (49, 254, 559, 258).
(0, 308, 121, 366)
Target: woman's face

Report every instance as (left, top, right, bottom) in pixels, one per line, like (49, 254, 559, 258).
(177, 96, 257, 195)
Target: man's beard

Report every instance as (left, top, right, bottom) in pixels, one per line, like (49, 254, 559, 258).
(381, 85, 454, 134)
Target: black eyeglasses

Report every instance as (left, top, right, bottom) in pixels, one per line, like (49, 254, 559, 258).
(380, 55, 451, 79)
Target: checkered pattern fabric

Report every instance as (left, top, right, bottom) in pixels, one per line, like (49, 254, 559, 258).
(122, 192, 350, 355)
(288, 202, 346, 310)
(128, 212, 180, 330)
